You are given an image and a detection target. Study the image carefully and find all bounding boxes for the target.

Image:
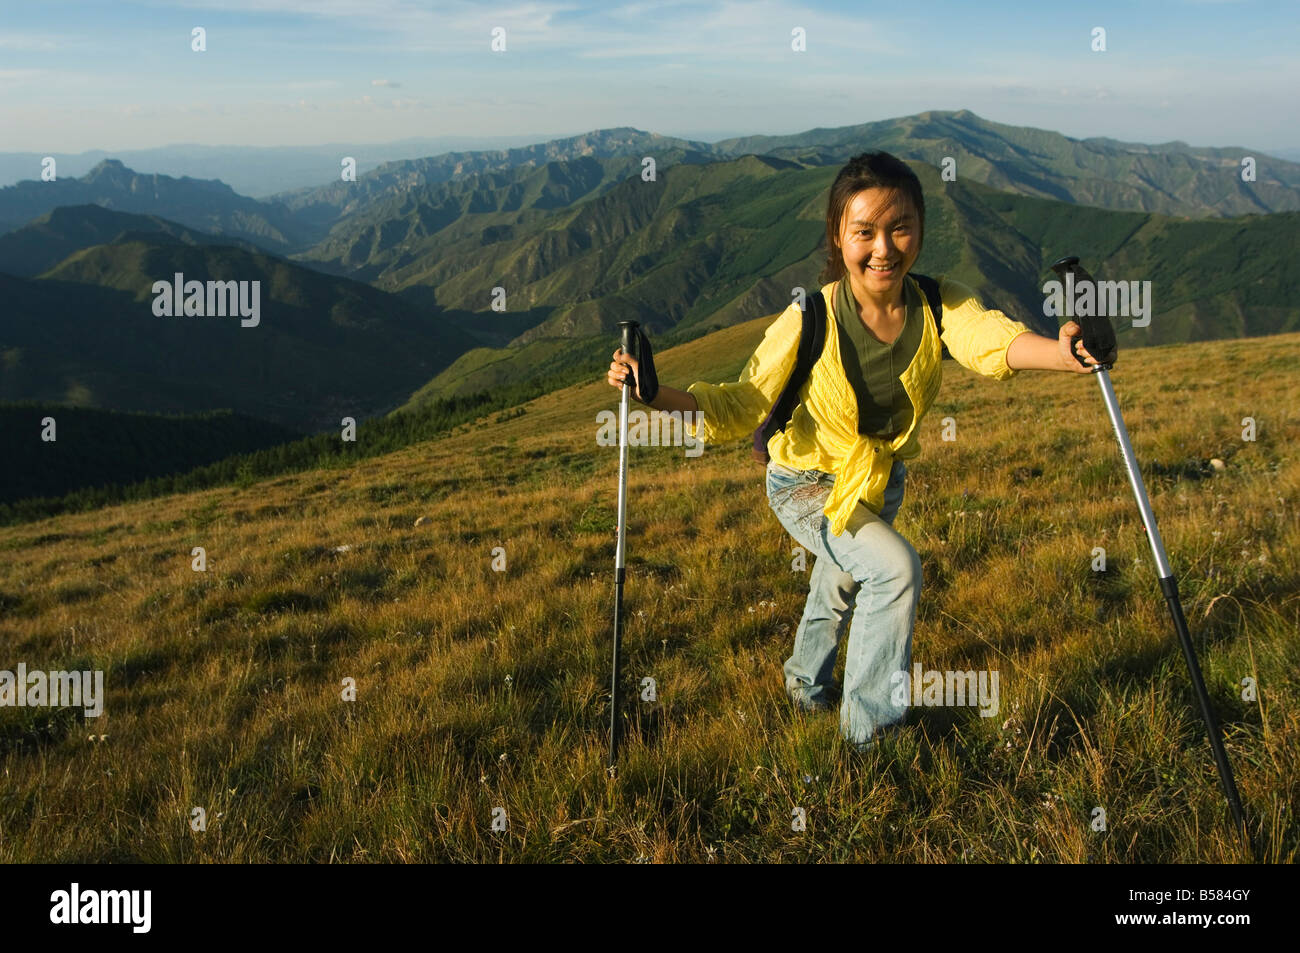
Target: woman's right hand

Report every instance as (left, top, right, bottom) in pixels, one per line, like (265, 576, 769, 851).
(607, 347, 644, 402)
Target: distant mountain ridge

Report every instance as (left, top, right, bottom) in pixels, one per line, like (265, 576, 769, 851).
(293, 149, 722, 287)
(277, 110, 1300, 229)
(0, 205, 263, 277)
(708, 110, 1300, 217)
(0, 159, 317, 252)
(273, 127, 716, 231)
(0, 134, 562, 196)
(3, 112, 1296, 259)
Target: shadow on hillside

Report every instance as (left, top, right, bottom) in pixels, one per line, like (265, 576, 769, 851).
(0, 705, 83, 756)
(1141, 457, 1218, 486)
(900, 577, 1270, 762)
(621, 702, 666, 752)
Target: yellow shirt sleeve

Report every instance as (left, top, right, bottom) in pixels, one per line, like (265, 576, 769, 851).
(938, 275, 1035, 381)
(686, 303, 803, 444)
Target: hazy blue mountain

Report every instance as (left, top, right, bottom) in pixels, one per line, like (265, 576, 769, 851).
(0, 134, 566, 197)
(6, 112, 1297, 427)
(0, 160, 319, 252)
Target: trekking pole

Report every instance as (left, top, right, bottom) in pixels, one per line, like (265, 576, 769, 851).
(608, 319, 639, 778)
(1051, 256, 1250, 848)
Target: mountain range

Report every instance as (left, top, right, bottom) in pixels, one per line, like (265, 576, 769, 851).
(0, 160, 314, 252)
(0, 133, 582, 198)
(1, 109, 1297, 460)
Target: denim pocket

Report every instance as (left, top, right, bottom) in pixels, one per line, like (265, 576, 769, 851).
(773, 480, 832, 546)
(768, 461, 802, 479)
(765, 461, 803, 497)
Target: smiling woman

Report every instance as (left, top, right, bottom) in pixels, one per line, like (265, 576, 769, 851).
(605, 150, 1117, 753)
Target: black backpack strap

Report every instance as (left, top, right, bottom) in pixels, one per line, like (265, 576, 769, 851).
(910, 272, 949, 361)
(752, 291, 827, 464)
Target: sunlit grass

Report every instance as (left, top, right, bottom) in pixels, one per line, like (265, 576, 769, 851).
(2, 328, 1298, 862)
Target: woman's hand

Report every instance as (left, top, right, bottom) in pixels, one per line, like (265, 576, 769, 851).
(1059, 321, 1118, 373)
(607, 347, 644, 402)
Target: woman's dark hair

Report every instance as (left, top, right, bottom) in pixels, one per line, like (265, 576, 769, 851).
(817, 151, 925, 285)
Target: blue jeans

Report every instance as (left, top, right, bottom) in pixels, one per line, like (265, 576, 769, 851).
(765, 458, 922, 747)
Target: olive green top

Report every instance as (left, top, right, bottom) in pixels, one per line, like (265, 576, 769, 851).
(832, 275, 921, 438)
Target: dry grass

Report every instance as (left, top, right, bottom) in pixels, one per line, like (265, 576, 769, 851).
(2, 326, 1298, 862)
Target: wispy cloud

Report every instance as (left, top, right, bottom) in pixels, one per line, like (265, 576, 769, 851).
(0, 68, 47, 87)
(1, 1, 1294, 152)
(138, 0, 888, 58)
(0, 32, 62, 50)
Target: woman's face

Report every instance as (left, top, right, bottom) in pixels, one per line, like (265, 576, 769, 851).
(837, 186, 922, 298)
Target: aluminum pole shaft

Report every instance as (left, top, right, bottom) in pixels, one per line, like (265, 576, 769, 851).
(608, 357, 631, 775)
(1092, 364, 1248, 839)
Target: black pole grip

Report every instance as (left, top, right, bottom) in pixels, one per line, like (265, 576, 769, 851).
(1049, 255, 1118, 368)
(618, 320, 640, 396)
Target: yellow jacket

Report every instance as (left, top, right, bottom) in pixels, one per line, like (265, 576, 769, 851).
(686, 274, 1035, 536)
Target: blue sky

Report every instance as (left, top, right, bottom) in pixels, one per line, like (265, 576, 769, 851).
(2, 0, 1298, 154)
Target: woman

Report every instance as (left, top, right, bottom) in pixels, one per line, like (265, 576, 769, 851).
(606, 151, 1116, 752)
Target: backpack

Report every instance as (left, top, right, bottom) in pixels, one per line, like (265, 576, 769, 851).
(751, 273, 947, 465)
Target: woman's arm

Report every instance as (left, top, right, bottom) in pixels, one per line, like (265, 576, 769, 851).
(608, 350, 699, 413)
(936, 276, 1117, 377)
(607, 303, 802, 444)
(1006, 320, 1117, 373)
(645, 384, 700, 415)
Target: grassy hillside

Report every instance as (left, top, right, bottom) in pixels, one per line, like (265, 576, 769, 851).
(0, 379, 578, 527)
(0, 321, 1296, 862)
(987, 199, 1300, 345)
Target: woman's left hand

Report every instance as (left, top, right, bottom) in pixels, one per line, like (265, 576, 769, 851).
(1059, 321, 1118, 373)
